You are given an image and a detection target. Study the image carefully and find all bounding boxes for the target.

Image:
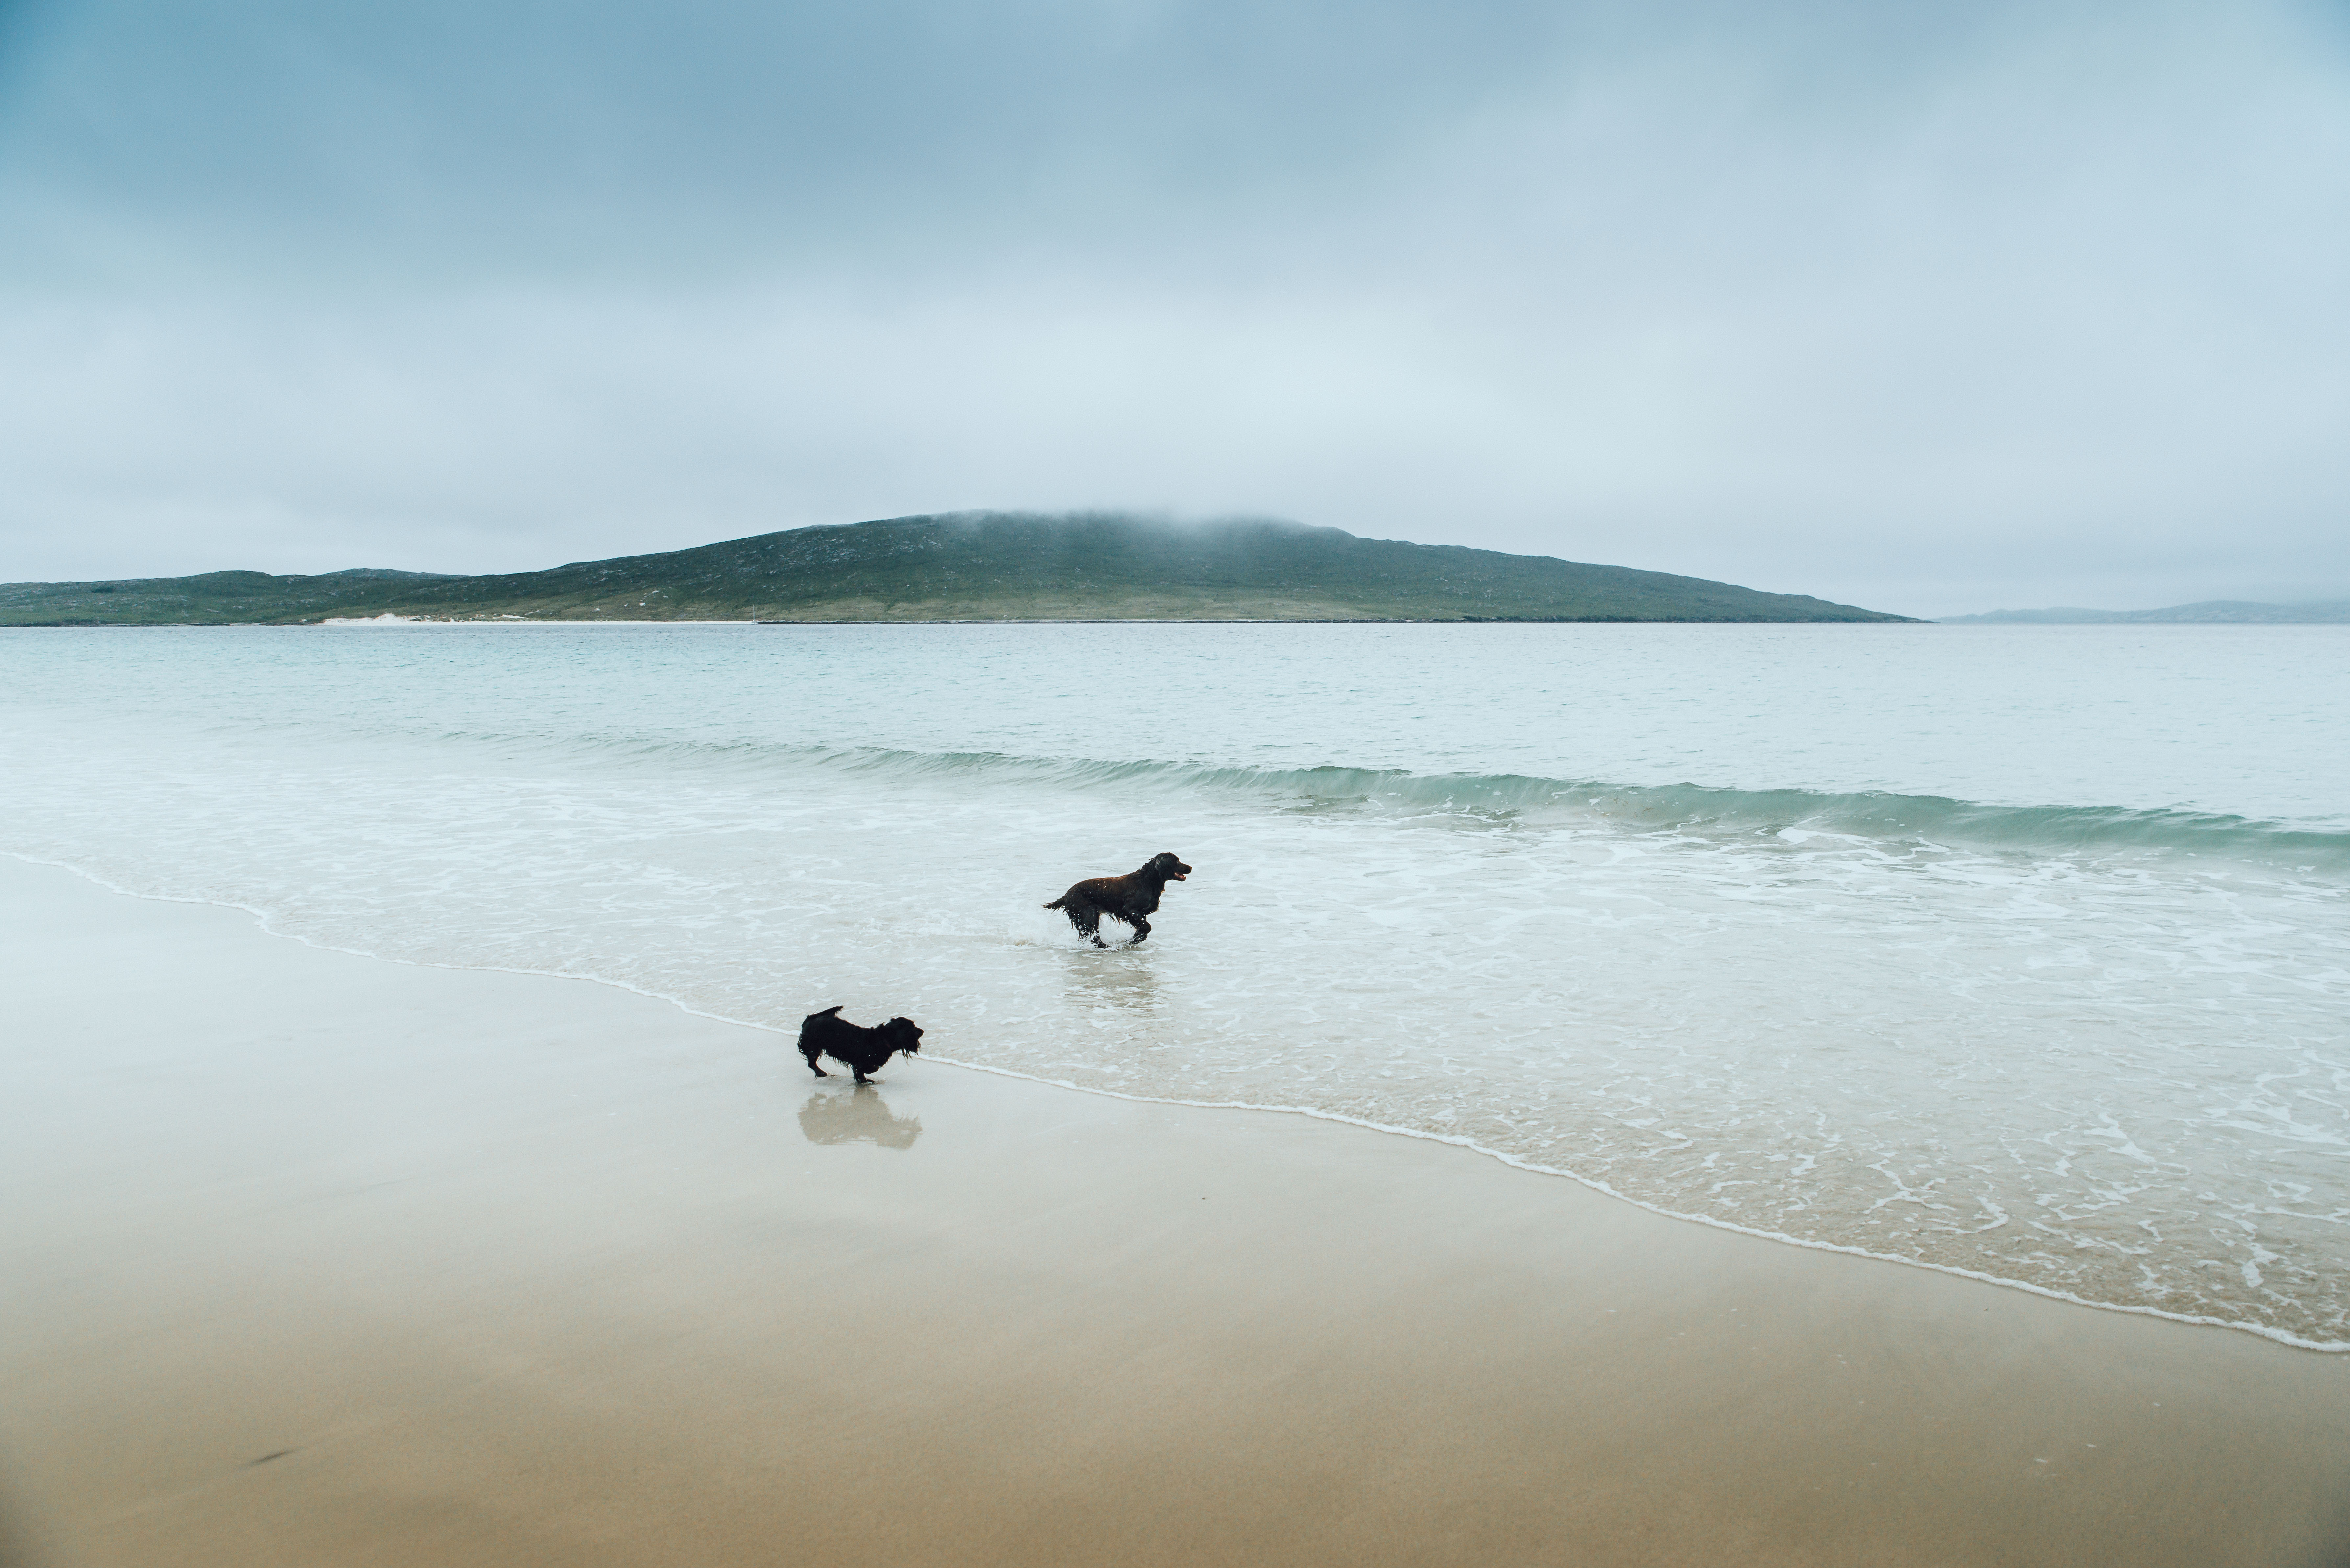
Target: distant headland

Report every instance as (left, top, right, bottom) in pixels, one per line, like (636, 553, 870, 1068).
(0, 511, 1913, 626)
(1939, 599, 2350, 625)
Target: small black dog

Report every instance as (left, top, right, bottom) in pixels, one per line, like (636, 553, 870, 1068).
(798, 1006, 924, 1084)
(1044, 852, 1192, 948)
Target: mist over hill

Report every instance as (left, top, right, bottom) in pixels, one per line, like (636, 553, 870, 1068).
(1, 513, 1911, 625)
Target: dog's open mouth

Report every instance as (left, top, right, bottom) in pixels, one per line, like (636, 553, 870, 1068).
(1170, 872, 1188, 880)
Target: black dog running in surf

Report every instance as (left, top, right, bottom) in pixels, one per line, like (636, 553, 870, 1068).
(1044, 852, 1192, 948)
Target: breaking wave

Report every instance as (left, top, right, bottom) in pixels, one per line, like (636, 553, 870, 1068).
(452, 731, 2350, 873)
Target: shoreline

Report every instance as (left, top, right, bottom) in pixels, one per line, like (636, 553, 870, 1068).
(18, 618, 2338, 631)
(927, 1060, 2350, 1354)
(18, 853, 2340, 1354)
(5, 855, 2347, 1565)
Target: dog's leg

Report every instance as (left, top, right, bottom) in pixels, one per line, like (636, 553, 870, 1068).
(1127, 915, 1150, 946)
(803, 1050, 830, 1078)
(1072, 904, 1107, 948)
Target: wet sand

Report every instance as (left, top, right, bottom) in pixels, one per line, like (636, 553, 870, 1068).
(3, 854, 2345, 1567)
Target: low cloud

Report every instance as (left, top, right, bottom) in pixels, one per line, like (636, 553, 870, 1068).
(2, 0, 2345, 617)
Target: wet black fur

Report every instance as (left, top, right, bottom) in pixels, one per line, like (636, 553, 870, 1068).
(798, 1006, 924, 1084)
(1043, 852, 1193, 948)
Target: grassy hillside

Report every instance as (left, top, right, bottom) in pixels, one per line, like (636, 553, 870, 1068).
(0, 568, 453, 627)
(1, 513, 1911, 625)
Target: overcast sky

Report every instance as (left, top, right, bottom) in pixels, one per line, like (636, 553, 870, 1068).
(1, 0, 2344, 616)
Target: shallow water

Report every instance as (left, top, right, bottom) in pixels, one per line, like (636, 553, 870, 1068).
(4, 621, 2344, 1345)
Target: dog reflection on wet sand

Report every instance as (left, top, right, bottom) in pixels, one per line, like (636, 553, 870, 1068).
(798, 1085, 923, 1149)
(1063, 948, 1162, 1015)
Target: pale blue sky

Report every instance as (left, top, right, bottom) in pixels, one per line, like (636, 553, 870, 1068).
(2, 0, 2345, 615)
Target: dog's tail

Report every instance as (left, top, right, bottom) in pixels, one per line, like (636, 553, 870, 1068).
(1042, 897, 1067, 912)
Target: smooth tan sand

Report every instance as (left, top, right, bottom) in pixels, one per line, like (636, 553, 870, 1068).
(3, 855, 2346, 1568)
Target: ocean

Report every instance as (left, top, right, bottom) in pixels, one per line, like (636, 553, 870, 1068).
(4, 621, 2344, 1346)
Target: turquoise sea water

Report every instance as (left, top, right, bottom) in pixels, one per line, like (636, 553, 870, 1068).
(4, 622, 2345, 1344)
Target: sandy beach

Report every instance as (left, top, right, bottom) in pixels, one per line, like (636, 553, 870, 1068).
(2, 853, 2345, 1567)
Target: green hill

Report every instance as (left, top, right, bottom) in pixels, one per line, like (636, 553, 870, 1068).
(0, 567, 456, 627)
(1, 513, 1910, 625)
